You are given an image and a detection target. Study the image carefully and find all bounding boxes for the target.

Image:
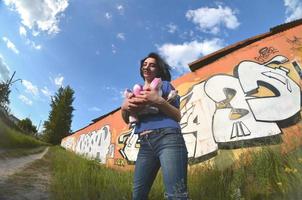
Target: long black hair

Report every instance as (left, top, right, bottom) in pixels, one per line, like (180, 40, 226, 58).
(140, 52, 171, 81)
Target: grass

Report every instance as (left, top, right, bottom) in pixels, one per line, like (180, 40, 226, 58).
(49, 145, 302, 200)
(49, 147, 133, 200)
(0, 119, 48, 149)
(189, 146, 302, 200)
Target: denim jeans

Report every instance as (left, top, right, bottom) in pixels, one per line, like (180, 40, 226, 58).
(133, 127, 189, 200)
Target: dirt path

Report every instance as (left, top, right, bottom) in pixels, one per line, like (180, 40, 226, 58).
(0, 147, 51, 200)
(0, 149, 7, 154)
(0, 147, 49, 180)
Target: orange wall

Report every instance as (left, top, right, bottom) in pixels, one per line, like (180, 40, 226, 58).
(61, 23, 302, 171)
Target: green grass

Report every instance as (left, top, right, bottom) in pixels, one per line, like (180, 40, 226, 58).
(0, 119, 48, 149)
(49, 147, 133, 200)
(49, 146, 302, 200)
(188, 146, 302, 200)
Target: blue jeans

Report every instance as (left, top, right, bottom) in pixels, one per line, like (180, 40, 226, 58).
(133, 128, 189, 200)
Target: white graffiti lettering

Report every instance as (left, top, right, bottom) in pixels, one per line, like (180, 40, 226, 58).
(237, 56, 301, 121)
(205, 75, 281, 143)
(118, 128, 139, 162)
(75, 125, 112, 164)
(61, 137, 76, 151)
(179, 82, 218, 158)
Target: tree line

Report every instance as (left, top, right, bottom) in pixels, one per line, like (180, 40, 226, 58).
(0, 76, 75, 145)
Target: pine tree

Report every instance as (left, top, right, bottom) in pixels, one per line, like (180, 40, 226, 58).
(43, 86, 75, 145)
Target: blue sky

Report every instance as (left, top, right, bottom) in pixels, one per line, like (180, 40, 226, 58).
(0, 0, 301, 132)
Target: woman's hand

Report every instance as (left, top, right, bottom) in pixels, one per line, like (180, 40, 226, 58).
(121, 95, 146, 113)
(121, 93, 146, 124)
(136, 88, 165, 106)
(137, 87, 181, 122)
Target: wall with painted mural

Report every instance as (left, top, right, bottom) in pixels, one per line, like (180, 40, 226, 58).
(61, 19, 302, 170)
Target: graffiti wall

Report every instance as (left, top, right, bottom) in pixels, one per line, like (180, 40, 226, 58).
(61, 20, 302, 170)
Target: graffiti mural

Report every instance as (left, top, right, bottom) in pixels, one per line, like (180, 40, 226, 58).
(118, 127, 139, 163)
(74, 125, 114, 164)
(114, 158, 126, 167)
(205, 74, 280, 144)
(179, 82, 218, 160)
(117, 55, 301, 163)
(292, 61, 302, 78)
(61, 136, 76, 151)
(61, 21, 302, 169)
(287, 36, 302, 51)
(237, 56, 301, 121)
(254, 47, 279, 62)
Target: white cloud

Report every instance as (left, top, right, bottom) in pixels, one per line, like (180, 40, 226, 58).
(186, 5, 240, 34)
(2, 37, 19, 54)
(167, 23, 177, 33)
(54, 74, 64, 87)
(116, 4, 124, 14)
(32, 43, 42, 50)
(0, 55, 11, 82)
(117, 33, 125, 40)
(4, 0, 69, 35)
(19, 25, 42, 50)
(105, 12, 112, 20)
(111, 44, 117, 54)
(26, 39, 42, 50)
(157, 38, 224, 72)
(41, 86, 52, 97)
(284, 0, 302, 22)
(22, 80, 39, 96)
(19, 25, 27, 36)
(179, 30, 196, 40)
(18, 94, 33, 105)
(88, 106, 102, 112)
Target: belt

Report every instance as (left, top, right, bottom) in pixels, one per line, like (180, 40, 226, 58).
(139, 130, 153, 136)
(138, 127, 180, 137)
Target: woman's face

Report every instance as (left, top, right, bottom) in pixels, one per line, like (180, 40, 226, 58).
(141, 57, 158, 82)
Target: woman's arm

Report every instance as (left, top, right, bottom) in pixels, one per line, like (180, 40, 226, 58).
(137, 90, 181, 122)
(155, 96, 181, 122)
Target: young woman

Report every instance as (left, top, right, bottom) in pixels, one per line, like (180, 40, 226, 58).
(121, 52, 189, 200)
